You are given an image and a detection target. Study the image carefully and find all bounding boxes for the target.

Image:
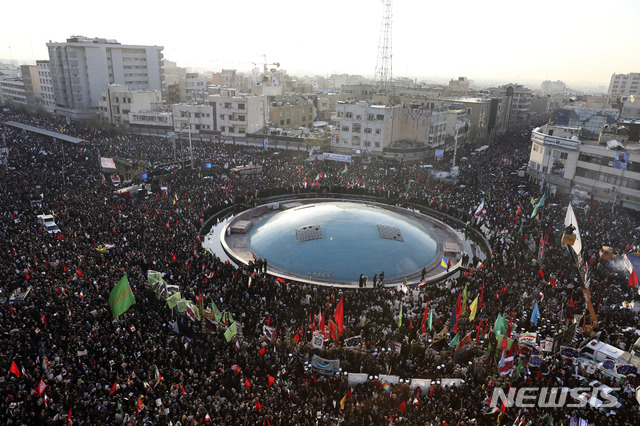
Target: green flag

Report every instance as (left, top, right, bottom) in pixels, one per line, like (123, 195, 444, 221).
(428, 308, 433, 331)
(341, 164, 348, 175)
(530, 192, 546, 218)
(398, 301, 403, 329)
(211, 301, 222, 322)
(515, 360, 524, 376)
(487, 341, 492, 356)
(227, 312, 234, 323)
(176, 299, 188, 313)
(224, 322, 238, 342)
(147, 271, 162, 286)
(494, 313, 506, 335)
(109, 274, 136, 320)
(462, 284, 468, 313)
(449, 332, 460, 347)
(166, 292, 181, 309)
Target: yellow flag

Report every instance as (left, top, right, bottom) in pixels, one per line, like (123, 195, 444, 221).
(469, 296, 479, 321)
(340, 393, 347, 410)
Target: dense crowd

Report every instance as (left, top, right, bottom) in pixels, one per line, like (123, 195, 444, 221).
(1, 107, 639, 425)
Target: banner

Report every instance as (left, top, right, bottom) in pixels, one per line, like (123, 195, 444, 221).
(347, 373, 369, 386)
(109, 274, 136, 320)
(166, 292, 181, 309)
(312, 331, 324, 349)
(176, 300, 188, 313)
(345, 335, 362, 348)
(613, 151, 629, 170)
(519, 332, 537, 346)
(311, 355, 340, 375)
(263, 325, 276, 341)
(224, 323, 238, 342)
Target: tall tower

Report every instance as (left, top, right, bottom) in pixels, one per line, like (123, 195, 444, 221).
(374, 0, 393, 95)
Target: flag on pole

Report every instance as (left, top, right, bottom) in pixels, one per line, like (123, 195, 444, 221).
(469, 296, 479, 321)
(267, 375, 275, 387)
(630, 269, 638, 287)
(428, 308, 433, 331)
(108, 274, 136, 320)
(334, 295, 344, 336)
(340, 393, 347, 410)
(449, 333, 460, 347)
(440, 256, 448, 270)
(10, 360, 21, 377)
(531, 193, 546, 218)
(398, 301, 403, 329)
(110, 380, 118, 395)
(475, 199, 485, 216)
(531, 301, 540, 326)
(38, 377, 47, 395)
(155, 367, 162, 384)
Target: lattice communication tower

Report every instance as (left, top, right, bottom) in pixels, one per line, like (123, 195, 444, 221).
(374, 0, 393, 94)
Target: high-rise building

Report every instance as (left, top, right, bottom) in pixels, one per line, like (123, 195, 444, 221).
(47, 36, 164, 120)
(608, 73, 640, 98)
(20, 65, 41, 109)
(36, 60, 56, 113)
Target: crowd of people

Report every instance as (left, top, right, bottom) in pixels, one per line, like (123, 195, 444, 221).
(1, 106, 639, 425)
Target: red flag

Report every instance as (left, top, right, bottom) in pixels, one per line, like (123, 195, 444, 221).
(181, 385, 186, 394)
(255, 401, 262, 411)
(259, 347, 266, 356)
(267, 375, 275, 387)
(479, 281, 484, 310)
(630, 270, 639, 287)
(244, 378, 251, 388)
(294, 332, 300, 344)
(334, 296, 344, 336)
(429, 386, 434, 397)
(398, 401, 406, 412)
(41, 313, 47, 326)
(77, 268, 83, 277)
(68, 407, 72, 426)
(569, 297, 574, 308)
(408, 319, 412, 330)
(110, 380, 117, 395)
(267, 314, 271, 327)
(38, 377, 47, 395)
(276, 277, 285, 283)
(455, 293, 462, 320)
(136, 395, 144, 413)
(537, 269, 545, 280)
(421, 301, 429, 334)
(10, 360, 21, 377)
(320, 311, 325, 334)
(549, 277, 556, 288)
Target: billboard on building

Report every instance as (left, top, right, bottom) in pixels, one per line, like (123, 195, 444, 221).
(613, 151, 629, 170)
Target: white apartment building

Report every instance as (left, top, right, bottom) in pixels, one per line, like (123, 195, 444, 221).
(99, 85, 163, 126)
(332, 102, 399, 154)
(36, 60, 56, 113)
(0, 77, 27, 106)
(171, 104, 215, 138)
(608, 73, 640, 98)
(47, 36, 164, 120)
(527, 124, 640, 209)
(185, 73, 211, 103)
(331, 101, 448, 156)
(210, 88, 267, 138)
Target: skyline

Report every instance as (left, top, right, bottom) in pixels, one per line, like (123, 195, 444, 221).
(2, 0, 640, 91)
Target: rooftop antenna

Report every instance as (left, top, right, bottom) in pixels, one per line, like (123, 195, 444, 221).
(374, 0, 393, 101)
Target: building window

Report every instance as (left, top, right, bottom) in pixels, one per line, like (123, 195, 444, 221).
(375, 142, 380, 148)
(280, 120, 284, 125)
(287, 119, 291, 124)
(364, 128, 372, 133)
(352, 136, 360, 145)
(364, 141, 371, 147)
(346, 112, 353, 118)
(224, 103, 232, 108)
(376, 114, 384, 120)
(342, 126, 349, 131)
(375, 129, 381, 135)
(352, 123, 361, 133)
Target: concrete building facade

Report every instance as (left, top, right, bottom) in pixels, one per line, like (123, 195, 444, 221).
(0, 77, 27, 107)
(99, 85, 163, 126)
(268, 96, 315, 129)
(608, 73, 640, 98)
(210, 88, 267, 138)
(46, 36, 164, 120)
(527, 124, 640, 209)
(36, 60, 56, 113)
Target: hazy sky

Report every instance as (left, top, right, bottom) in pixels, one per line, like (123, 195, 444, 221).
(2, 0, 639, 89)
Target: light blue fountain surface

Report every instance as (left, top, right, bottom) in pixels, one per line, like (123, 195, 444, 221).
(248, 202, 439, 281)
